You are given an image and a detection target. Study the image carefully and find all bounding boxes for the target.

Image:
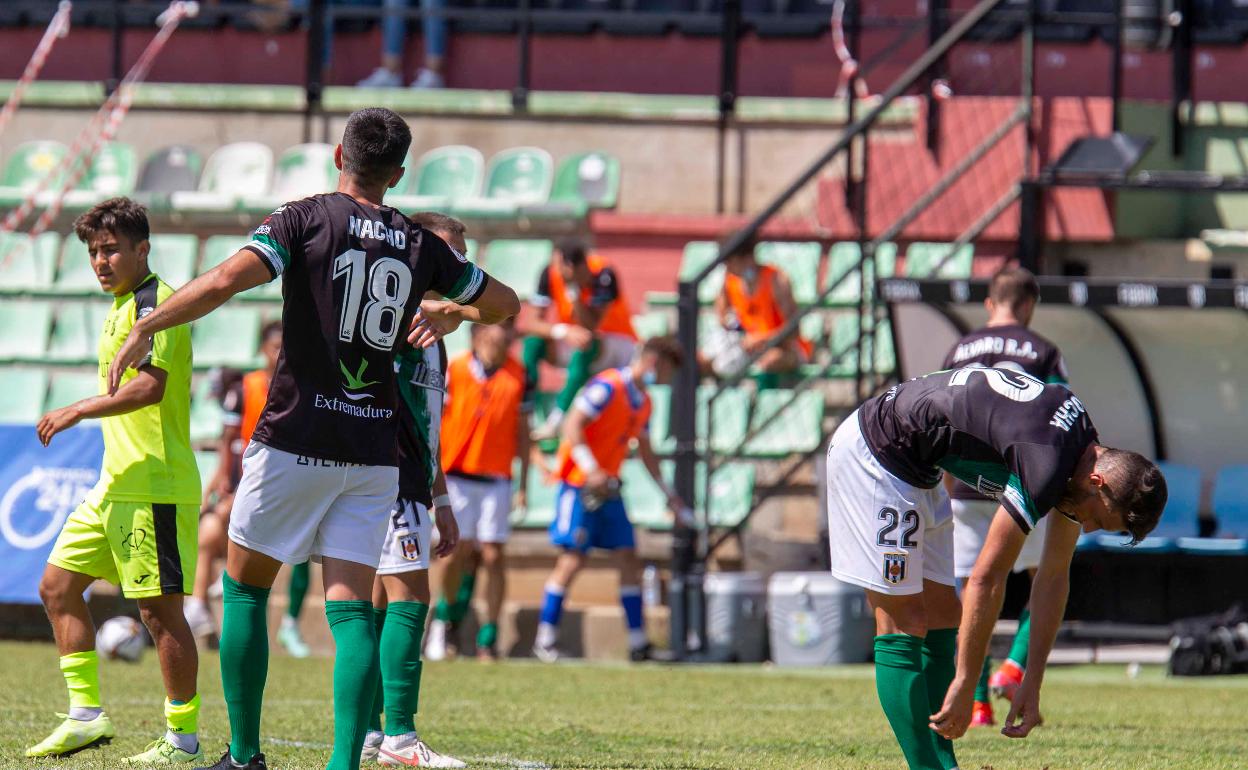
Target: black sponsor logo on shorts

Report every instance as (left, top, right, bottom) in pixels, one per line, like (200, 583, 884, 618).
(123, 528, 148, 551)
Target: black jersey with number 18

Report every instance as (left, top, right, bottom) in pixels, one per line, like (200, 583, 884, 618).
(242, 192, 486, 467)
(857, 367, 1098, 534)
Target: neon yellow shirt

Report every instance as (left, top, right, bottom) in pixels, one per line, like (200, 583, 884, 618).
(94, 273, 200, 504)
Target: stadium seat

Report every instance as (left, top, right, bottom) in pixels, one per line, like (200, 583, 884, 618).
(454, 147, 554, 217)
(190, 375, 225, 443)
(0, 367, 48, 423)
(631, 311, 669, 340)
(620, 458, 671, 529)
(904, 242, 973, 279)
(0, 299, 53, 362)
(0, 232, 60, 293)
(1184, 465, 1248, 555)
(685, 241, 724, 305)
(243, 143, 336, 212)
(701, 385, 749, 453)
(195, 450, 221, 488)
(755, 241, 821, 304)
(0, 141, 69, 207)
(36, 141, 137, 209)
(135, 146, 203, 203)
(799, 310, 825, 347)
(46, 370, 100, 411)
(150, 234, 200, 288)
(202, 235, 280, 300)
(1099, 461, 1200, 552)
(824, 312, 863, 377)
(192, 305, 262, 368)
(53, 237, 99, 295)
(47, 301, 109, 364)
(701, 461, 756, 528)
(874, 318, 896, 373)
(522, 151, 621, 218)
(463, 238, 479, 263)
(823, 241, 897, 306)
(480, 239, 554, 301)
(389, 145, 485, 213)
(171, 142, 273, 213)
(744, 388, 824, 457)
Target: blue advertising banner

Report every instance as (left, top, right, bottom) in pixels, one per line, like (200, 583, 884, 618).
(0, 424, 103, 604)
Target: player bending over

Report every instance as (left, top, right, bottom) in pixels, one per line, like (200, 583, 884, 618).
(30, 198, 204, 764)
(825, 366, 1166, 769)
(108, 108, 520, 770)
(360, 212, 471, 768)
(534, 337, 688, 662)
(426, 313, 533, 662)
(940, 267, 1070, 726)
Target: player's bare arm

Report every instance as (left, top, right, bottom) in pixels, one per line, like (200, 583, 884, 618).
(638, 438, 688, 520)
(561, 407, 609, 496)
(431, 467, 458, 558)
(108, 250, 272, 393)
(1003, 510, 1080, 738)
(37, 365, 168, 446)
(406, 276, 520, 348)
(931, 508, 1025, 740)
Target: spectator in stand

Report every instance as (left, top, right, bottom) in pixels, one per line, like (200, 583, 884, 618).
(711, 243, 811, 387)
(521, 239, 639, 441)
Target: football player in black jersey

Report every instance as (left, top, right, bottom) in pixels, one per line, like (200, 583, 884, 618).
(826, 367, 1165, 769)
(108, 108, 520, 770)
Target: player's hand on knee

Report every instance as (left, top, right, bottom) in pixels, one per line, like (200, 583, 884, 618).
(1001, 679, 1043, 738)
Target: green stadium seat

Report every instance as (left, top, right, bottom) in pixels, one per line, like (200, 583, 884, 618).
(744, 388, 825, 457)
(480, 240, 553, 302)
(0, 141, 69, 207)
(823, 241, 897, 306)
(195, 450, 221, 488)
(170, 142, 273, 213)
(756, 241, 821, 304)
(53, 237, 97, 295)
(202, 235, 279, 300)
(0, 299, 53, 361)
(389, 145, 485, 212)
(190, 376, 224, 443)
(799, 311, 826, 347)
(647, 383, 673, 454)
(193, 305, 262, 368)
(522, 151, 621, 218)
(620, 459, 670, 529)
(702, 461, 756, 528)
(453, 147, 553, 217)
(683, 242, 723, 305)
(0, 367, 48, 423)
(463, 238, 479, 263)
(905, 242, 973, 279)
(825, 312, 863, 377)
(518, 463, 558, 529)
(0, 232, 60, 293)
(150, 234, 199, 288)
(38, 141, 137, 209)
(47, 301, 108, 363)
(874, 318, 896, 373)
(46, 370, 99, 411)
(631, 311, 669, 340)
(243, 142, 336, 212)
(701, 385, 749, 453)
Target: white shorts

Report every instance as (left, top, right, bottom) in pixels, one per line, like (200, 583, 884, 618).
(554, 332, 636, 373)
(952, 497, 1048, 578)
(825, 412, 955, 596)
(377, 499, 433, 574)
(229, 441, 398, 568)
(447, 475, 512, 544)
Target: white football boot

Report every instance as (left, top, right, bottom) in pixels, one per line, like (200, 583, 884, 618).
(377, 732, 465, 768)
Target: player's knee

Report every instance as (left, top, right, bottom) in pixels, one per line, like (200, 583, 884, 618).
(137, 598, 188, 639)
(480, 544, 504, 569)
(38, 573, 68, 611)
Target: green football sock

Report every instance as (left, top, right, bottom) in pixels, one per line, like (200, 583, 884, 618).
(448, 573, 476, 625)
(433, 597, 451, 623)
(60, 650, 101, 710)
(287, 562, 310, 620)
(556, 339, 601, 413)
(381, 601, 429, 736)
(326, 601, 379, 770)
(1007, 609, 1031, 669)
(974, 656, 992, 703)
(220, 572, 271, 764)
(922, 629, 960, 770)
(521, 336, 546, 392)
(368, 607, 386, 733)
(874, 634, 944, 770)
(477, 622, 498, 650)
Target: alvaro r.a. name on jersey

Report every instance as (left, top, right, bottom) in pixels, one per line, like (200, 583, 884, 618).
(858, 367, 1098, 534)
(942, 324, 1067, 384)
(242, 192, 486, 467)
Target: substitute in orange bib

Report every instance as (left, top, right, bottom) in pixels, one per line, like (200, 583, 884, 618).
(425, 317, 533, 662)
(533, 336, 688, 663)
(712, 244, 811, 384)
(521, 239, 638, 441)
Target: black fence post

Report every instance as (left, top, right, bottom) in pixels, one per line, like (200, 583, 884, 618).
(670, 280, 700, 659)
(844, 0, 861, 223)
(925, 0, 946, 155)
(513, 0, 532, 112)
(715, 0, 740, 215)
(1110, 0, 1123, 133)
(1171, 0, 1192, 157)
(1018, 181, 1039, 271)
(304, 0, 327, 143)
(107, 0, 123, 96)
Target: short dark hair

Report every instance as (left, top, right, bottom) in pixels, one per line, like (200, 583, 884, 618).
(260, 320, 282, 345)
(558, 238, 589, 267)
(73, 196, 150, 246)
(988, 266, 1040, 314)
(1097, 449, 1168, 545)
(641, 335, 684, 368)
(410, 211, 466, 243)
(341, 108, 411, 186)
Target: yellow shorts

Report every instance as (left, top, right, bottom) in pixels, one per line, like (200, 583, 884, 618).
(48, 497, 198, 599)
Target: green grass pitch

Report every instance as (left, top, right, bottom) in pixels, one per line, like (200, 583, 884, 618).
(2, 640, 1246, 769)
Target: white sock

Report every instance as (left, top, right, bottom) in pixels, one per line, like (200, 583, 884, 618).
(382, 731, 419, 748)
(536, 622, 558, 649)
(68, 706, 102, 721)
(165, 729, 198, 753)
(279, 615, 297, 631)
(365, 730, 384, 746)
(628, 629, 648, 650)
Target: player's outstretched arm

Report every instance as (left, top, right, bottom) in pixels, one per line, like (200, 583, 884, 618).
(931, 508, 1025, 740)
(1003, 512, 1080, 739)
(637, 438, 689, 523)
(107, 250, 272, 394)
(38, 366, 167, 446)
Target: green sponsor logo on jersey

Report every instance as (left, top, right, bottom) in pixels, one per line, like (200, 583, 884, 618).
(339, 357, 380, 400)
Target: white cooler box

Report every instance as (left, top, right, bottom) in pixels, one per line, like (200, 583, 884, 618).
(768, 572, 874, 666)
(705, 572, 769, 663)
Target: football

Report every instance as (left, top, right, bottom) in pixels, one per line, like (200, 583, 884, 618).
(95, 616, 147, 663)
